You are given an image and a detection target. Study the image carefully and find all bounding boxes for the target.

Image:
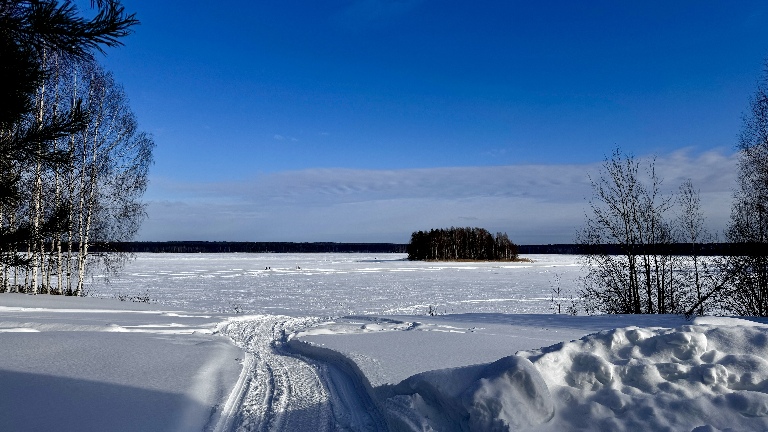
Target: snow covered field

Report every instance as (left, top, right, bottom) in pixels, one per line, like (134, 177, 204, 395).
(93, 253, 581, 316)
(2, 253, 768, 431)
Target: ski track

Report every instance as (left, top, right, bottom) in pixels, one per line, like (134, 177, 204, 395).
(217, 315, 387, 432)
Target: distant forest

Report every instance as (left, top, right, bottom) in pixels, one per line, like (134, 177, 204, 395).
(92, 241, 408, 254)
(407, 227, 519, 261)
(521, 243, 744, 256)
(85, 241, 745, 255)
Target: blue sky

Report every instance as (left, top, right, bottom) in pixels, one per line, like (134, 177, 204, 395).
(94, 1, 768, 243)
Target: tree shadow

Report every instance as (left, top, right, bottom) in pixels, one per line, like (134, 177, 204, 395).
(425, 312, 693, 332)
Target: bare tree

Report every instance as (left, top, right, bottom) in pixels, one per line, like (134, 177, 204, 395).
(579, 149, 684, 315)
(67, 60, 153, 296)
(721, 65, 768, 316)
(674, 179, 720, 316)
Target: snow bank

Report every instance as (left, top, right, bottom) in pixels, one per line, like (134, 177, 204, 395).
(515, 320, 768, 431)
(381, 355, 554, 431)
(315, 317, 768, 431)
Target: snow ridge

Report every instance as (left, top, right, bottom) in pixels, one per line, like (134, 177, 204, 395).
(377, 355, 554, 431)
(212, 353, 254, 432)
(286, 337, 389, 431)
(517, 323, 768, 431)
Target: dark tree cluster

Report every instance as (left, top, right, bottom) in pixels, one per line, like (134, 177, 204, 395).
(407, 227, 518, 261)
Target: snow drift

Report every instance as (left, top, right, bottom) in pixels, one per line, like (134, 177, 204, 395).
(380, 355, 554, 431)
(517, 320, 768, 431)
(370, 319, 768, 431)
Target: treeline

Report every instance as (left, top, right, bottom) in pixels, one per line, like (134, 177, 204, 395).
(407, 227, 518, 261)
(519, 243, 752, 256)
(94, 242, 408, 254)
(1, 2, 149, 295)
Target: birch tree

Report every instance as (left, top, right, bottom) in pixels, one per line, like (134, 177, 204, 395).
(0, 1, 140, 294)
(579, 149, 686, 314)
(674, 179, 718, 316)
(721, 65, 768, 316)
(69, 61, 153, 295)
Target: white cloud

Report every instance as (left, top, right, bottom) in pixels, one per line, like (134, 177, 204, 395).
(273, 134, 298, 142)
(140, 149, 738, 243)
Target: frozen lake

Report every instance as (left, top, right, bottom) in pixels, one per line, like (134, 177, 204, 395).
(90, 253, 584, 316)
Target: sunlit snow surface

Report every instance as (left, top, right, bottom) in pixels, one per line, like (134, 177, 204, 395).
(92, 253, 582, 316)
(7, 254, 768, 431)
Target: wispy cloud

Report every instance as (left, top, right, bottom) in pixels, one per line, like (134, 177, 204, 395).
(140, 149, 738, 243)
(273, 134, 298, 142)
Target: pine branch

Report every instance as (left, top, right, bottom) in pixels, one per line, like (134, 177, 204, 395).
(4, 0, 139, 58)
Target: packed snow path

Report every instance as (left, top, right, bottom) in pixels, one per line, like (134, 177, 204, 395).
(217, 315, 388, 432)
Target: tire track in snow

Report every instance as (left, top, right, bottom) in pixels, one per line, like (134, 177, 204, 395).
(217, 315, 386, 432)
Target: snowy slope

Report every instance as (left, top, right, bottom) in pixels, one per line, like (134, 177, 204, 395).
(0, 294, 244, 432)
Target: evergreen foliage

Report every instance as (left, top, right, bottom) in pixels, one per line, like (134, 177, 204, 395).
(407, 227, 518, 261)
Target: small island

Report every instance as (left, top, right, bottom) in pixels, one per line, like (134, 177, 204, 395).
(407, 227, 520, 261)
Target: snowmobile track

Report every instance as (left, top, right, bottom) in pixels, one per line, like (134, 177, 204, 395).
(217, 315, 387, 432)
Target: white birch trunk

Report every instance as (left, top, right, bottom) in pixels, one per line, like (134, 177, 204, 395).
(0, 206, 5, 292)
(29, 50, 49, 294)
(64, 69, 79, 295)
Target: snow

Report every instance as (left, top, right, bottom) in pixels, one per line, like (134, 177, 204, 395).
(386, 355, 555, 431)
(290, 314, 691, 388)
(93, 253, 582, 316)
(2, 253, 768, 431)
(0, 294, 244, 432)
(515, 320, 768, 431)
(290, 315, 768, 431)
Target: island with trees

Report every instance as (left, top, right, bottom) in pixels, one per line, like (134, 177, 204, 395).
(407, 227, 519, 261)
